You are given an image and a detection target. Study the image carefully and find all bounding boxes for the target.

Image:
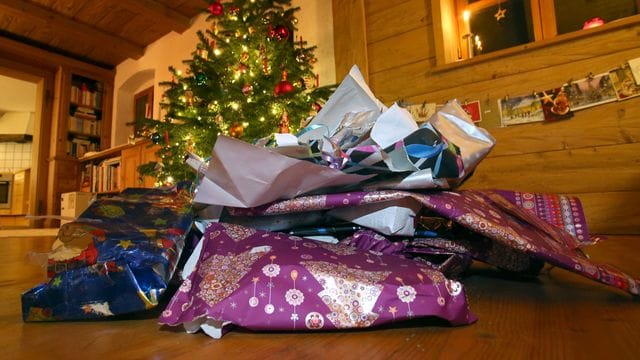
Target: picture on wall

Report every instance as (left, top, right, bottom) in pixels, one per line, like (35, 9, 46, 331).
(537, 88, 573, 122)
(498, 94, 544, 126)
(628, 57, 640, 85)
(609, 64, 640, 100)
(461, 100, 482, 123)
(563, 73, 617, 111)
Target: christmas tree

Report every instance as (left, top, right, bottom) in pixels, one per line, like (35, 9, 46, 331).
(139, 0, 333, 184)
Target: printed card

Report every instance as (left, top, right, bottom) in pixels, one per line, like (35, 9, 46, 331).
(537, 88, 573, 122)
(563, 73, 617, 111)
(498, 94, 545, 126)
(461, 100, 482, 123)
(610, 64, 640, 100)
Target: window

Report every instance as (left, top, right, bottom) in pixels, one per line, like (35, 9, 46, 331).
(435, 0, 639, 63)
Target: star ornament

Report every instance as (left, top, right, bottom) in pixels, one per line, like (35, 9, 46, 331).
(494, 8, 507, 21)
(119, 240, 133, 249)
(540, 91, 554, 104)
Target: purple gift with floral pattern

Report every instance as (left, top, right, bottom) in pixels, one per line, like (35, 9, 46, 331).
(159, 223, 476, 338)
(226, 189, 639, 296)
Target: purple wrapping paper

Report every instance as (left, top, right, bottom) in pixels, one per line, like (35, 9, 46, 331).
(225, 189, 639, 296)
(159, 223, 476, 338)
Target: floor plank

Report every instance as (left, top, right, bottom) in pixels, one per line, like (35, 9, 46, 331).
(3, 235, 639, 359)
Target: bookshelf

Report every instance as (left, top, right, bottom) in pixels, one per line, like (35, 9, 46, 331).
(67, 74, 104, 158)
(78, 139, 160, 194)
(48, 66, 114, 222)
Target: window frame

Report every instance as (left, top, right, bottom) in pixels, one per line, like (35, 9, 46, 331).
(433, 0, 640, 66)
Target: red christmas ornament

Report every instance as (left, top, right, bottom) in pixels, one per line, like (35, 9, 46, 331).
(242, 83, 254, 96)
(275, 25, 290, 41)
(312, 102, 322, 112)
(228, 6, 240, 15)
(274, 70, 294, 96)
(208, 1, 223, 16)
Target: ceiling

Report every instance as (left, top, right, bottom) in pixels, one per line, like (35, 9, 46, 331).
(0, 0, 207, 69)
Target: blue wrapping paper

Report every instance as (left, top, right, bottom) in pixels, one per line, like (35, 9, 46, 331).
(22, 185, 193, 321)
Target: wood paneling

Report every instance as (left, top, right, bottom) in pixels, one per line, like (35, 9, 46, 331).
(0, 0, 144, 66)
(0, 0, 203, 68)
(368, 26, 433, 74)
(332, 0, 369, 81)
(365, 0, 431, 44)
(333, 2, 640, 234)
(465, 143, 640, 194)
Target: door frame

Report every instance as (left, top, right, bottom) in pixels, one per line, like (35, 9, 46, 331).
(0, 62, 54, 228)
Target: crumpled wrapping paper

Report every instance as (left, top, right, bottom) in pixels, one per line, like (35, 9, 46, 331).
(158, 222, 476, 338)
(194, 66, 495, 208)
(22, 186, 193, 321)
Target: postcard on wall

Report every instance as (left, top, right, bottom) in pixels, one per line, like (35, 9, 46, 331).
(537, 88, 573, 122)
(405, 102, 437, 123)
(628, 57, 640, 85)
(563, 73, 617, 111)
(461, 100, 482, 123)
(498, 94, 545, 126)
(609, 64, 640, 100)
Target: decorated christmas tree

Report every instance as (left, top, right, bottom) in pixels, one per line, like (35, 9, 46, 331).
(139, 0, 333, 183)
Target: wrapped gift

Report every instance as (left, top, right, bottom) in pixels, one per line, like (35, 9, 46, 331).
(159, 223, 476, 338)
(22, 185, 193, 321)
(222, 189, 639, 296)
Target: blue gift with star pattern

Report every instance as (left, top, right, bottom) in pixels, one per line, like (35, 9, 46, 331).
(21, 185, 193, 321)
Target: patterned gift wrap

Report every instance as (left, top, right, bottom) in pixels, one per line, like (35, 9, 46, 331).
(226, 189, 639, 296)
(159, 223, 476, 338)
(22, 186, 193, 321)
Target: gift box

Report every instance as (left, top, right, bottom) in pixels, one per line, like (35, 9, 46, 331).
(159, 222, 476, 338)
(22, 185, 193, 321)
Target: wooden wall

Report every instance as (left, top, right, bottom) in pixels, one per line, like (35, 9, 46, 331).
(332, 0, 640, 234)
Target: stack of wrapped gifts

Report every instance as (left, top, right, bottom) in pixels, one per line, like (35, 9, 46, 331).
(23, 66, 639, 340)
(159, 66, 639, 338)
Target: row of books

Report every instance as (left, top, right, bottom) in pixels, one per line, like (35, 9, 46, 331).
(67, 138, 99, 158)
(68, 117, 101, 137)
(70, 84, 103, 109)
(80, 157, 121, 193)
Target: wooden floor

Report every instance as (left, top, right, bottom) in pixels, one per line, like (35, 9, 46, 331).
(2, 235, 639, 359)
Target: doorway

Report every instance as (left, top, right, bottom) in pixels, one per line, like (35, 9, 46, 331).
(0, 67, 52, 228)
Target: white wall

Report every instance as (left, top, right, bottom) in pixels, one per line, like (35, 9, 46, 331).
(113, 0, 335, 146)
(0, 74, 36, 113)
